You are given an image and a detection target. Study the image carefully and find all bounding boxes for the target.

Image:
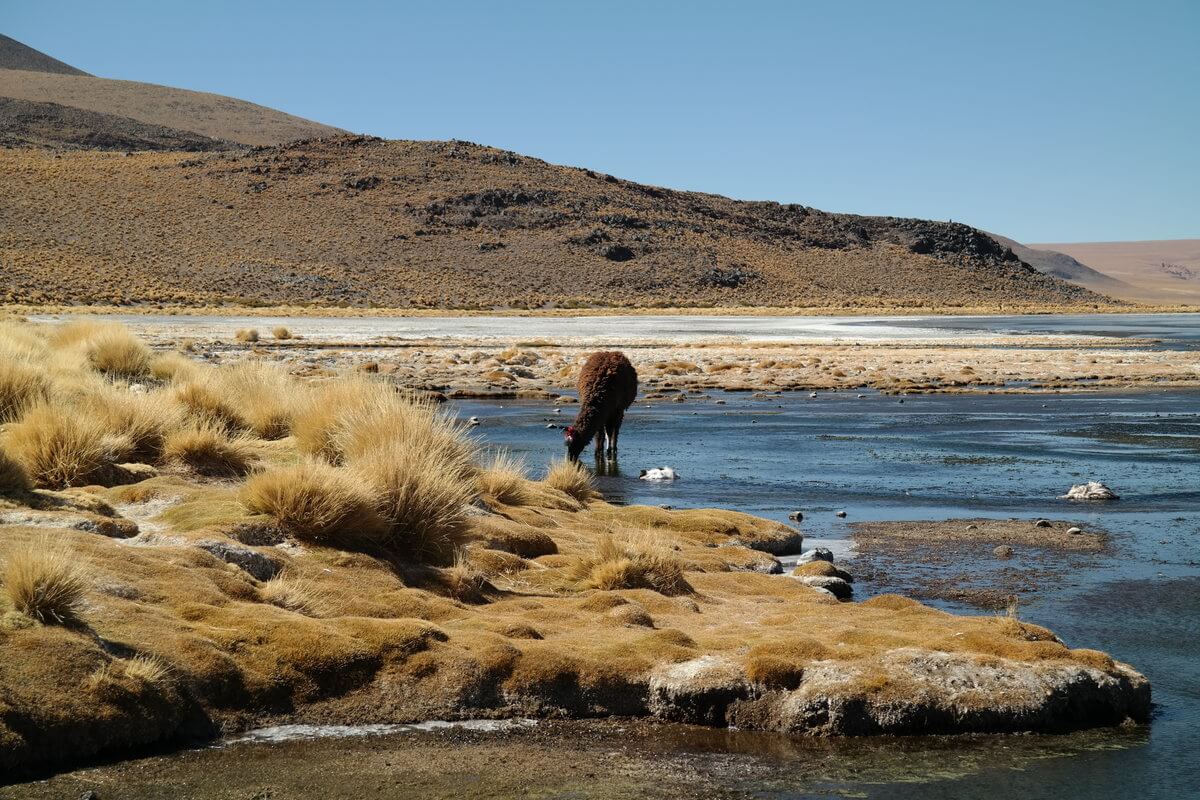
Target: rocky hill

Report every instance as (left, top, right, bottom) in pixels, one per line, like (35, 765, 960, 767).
(0, 96, 234, 152)
(0, 33, 88, 75)
(0, 136, 1114, 309)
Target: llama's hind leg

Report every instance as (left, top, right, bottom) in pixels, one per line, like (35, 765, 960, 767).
(607, 411, 625, 460)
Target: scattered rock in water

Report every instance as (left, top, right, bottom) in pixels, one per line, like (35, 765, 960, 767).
(796, 547, 834, 564)
(196, 540, 283, 581)
(1059, 482, 1119, 501)
(787, 511, 804, 522)
(467, 416, 482, 427)
(993, 545, 1015, 558)
(1067, 526, 1084, 535)
(796, 575, 853, 600)
(1035, 519, 1051, 528)
(791, 560, 852, 582)
(808, 392, 817, 398)
(640, 467, 679, 482)
(835, 511, 848, 518)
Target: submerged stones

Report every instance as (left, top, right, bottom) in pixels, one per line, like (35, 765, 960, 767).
(796, 547, 834, 564)
(639, 467, 680, 482)
(1060, 482, 1119, 501)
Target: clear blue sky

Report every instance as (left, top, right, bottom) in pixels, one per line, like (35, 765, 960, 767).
(7, 0, 1197, 242)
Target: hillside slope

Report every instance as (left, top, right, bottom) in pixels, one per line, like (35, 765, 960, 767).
(0, 68, 344, 146)
(987, 233, 1134, 296)
(0, 136, 1114, 310)
(0, 33, 88, 75)
(0, 96, 234, 152)
(1031, 240, 1200, 305)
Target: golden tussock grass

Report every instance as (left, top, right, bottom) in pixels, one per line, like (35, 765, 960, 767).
(0, 358, 53, 424)
(215, 361, 300, 439)
(163, 423, 256, 477)
(121, 654, 172, 685)
(241, 460, 386, 543)
(259, 572, 340, 617)
(173, 379, 245, 431)
(477, 452, 532, 505)
(80, 385, 183, 463)
(2, 536, 88, 624)
(51, 320, 152, 378)
(351, 439, 476, 564)
(2, 404, 114, 489)
(543, 458, 599, 503)
(234, 328, 260, 343)
(569, 533, 693, 596)
(0, 446, 31, 495)
(149, 351, 200, 382)
(272, 326, 293, 340)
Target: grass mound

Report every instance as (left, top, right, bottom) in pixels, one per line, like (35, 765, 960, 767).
(2, 404, 113, 489)
(2, 537, 87, 624)
(241, 460, 386, 543)
(0, 358, 52, 424)
(544, 458, 599, 503)
(163, 424, 255, 477)
(569, 533, 693, 596)
(478, 452, 532, 506)
(0, 446, 31, 496)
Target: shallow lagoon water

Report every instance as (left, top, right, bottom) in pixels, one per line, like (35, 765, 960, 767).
(455, 387, 1200, 797)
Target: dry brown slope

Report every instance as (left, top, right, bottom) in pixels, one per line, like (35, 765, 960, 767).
(1031, 239, 1200, 305)
(0, 68, 344, 146)
(0, 136, 1117, 310)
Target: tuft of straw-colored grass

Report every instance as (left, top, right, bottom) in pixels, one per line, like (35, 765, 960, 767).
(80, 385, 184, 463)
(259, 572, 339, 616)
(477, 452, 532, 505)
(569, 532, 692, 596)
(3, 404, 114, 489)
(163, 423, 255, 477)
(544, 458, 599, 503)
(122, 654, 172, 685)
(173, 378, 246, 432)
(0, 359, 53, 424)
(352, 439, 475, 564)
(214, 361, 299, 440)
(272, 326, 293, 340)
(149, 351, 200, 383)
(0, 446, 31, 495)
(234, 328, 260, 343)
(52, 320, 152, 378)
(241, 460, 386, 543)
(2, 537, 88, 624)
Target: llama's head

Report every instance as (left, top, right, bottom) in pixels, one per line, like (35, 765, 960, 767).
(563, 425, 586, 461)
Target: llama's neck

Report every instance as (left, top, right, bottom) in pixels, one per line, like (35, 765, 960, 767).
(571, 402, 603, 439)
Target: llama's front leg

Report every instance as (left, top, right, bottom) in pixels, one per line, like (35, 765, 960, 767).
(593, 428, 606, 459)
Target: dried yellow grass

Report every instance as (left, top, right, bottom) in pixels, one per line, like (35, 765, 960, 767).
(2, 537, 88, 624)
(271, 326, 293, 340)
(213, 360, 299, 440)
(79, 385, 184, 463)
(544, 458, 599, 503)
(352, 439, 475, 563)
(51, 320, 152, 377)
(122, 654, 172, 685)
(149, 351, 199, 382)
(241, 460, 386, 543)
(259, 572, 339, 617)
(0, 445, 31, 495)
(234, 328, 260, 343)
(163, 423, 255, 477)
(2, 404, 114, 489)
(569, 532, 692, 596)
(478, 452, 532, 505)
(173, 378, 245, 432)
(0, 358, 53, 424)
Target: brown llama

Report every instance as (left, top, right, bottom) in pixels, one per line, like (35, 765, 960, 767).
(564, 351, 638, 461)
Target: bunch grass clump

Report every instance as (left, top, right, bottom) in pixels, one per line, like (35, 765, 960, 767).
(80, 385, 183, 463)
(352, 439, 475, 564)
(2, 537, 88, 624)
(241, 460, 385, 543)
(259, 571, 339, 616)
(478, 451, 532, 506)
(234, 328, 260, 343)
(163, 423, 255, 477)
(544, 458, 599, 503)
(570, 532, 692, 596)
(272, 326, 293, 340)
(0, 446, 31, 496)
(3, 404, 114, 489)
(0, 358, 53, 424)
(51, 320, 152, 378)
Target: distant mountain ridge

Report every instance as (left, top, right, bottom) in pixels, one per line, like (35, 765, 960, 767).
(0, 34, 343, 146)
(0, 33, 89, 75)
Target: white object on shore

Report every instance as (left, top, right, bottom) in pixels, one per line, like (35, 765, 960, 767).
(640, 467, 679, 482)
(1059, 482, 1118, 501)
(466, 416, 481, 427)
